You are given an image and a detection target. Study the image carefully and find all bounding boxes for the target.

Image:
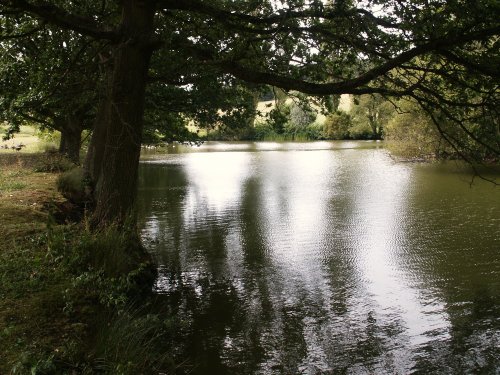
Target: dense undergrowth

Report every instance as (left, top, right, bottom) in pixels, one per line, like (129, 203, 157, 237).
(0, 153, 176, 374)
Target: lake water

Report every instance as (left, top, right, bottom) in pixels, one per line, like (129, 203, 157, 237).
(138, 141, 499, 374)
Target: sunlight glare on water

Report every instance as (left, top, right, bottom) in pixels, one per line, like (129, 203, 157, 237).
(138, 141, 500, 374)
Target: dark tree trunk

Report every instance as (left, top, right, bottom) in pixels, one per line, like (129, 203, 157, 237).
(56, 116, 83, 164)
(84, 53, 114, 184)
(84, 86, 110, 185)
(87, 0, 155, 226)
(59, 130, 67, 154)
(60, 117, 83, 163)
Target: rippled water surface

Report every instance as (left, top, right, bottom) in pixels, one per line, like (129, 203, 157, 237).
(138, 141, 500, 374)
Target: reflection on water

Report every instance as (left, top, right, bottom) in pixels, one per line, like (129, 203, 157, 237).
(138, 141, 500, 374)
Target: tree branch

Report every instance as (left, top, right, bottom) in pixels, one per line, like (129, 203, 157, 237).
(214, 25, 498, 96)
(158, 0, 399, 28)
(0, 0, 120, 41)
(438, 49, 500, 80)
(0, 22, 47, 40)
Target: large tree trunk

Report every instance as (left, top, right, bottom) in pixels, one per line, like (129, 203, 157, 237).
(55, 116, 83, 164)
(84, 87, 110, 185)
(87, 0, 155, 226)
(84, 53, 114, 184)
(59, 116, 83, 164)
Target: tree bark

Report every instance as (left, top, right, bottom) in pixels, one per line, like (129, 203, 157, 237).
(88, 0, 155, 226)
(55, 116, 83, 164)
(84, 83, 110, 185)
(60, 116, 83, 163)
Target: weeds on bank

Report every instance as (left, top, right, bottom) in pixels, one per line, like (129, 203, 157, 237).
(89, 305, 175, 374)
(2, 222, 176, 374)
(0, 153, 176, 374)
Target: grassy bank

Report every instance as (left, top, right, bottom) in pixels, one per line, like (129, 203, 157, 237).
(0, 153, 175, 374)
(0, 153, 70, 372)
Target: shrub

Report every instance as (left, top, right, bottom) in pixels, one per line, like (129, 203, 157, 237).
(7, 223, 167, 374)
(267, 107, 290, 134)
(323, 111, 352, 139)
(348, 120, 375, 139)
(305, 122, 325, 140)
(56, 167, 86, 204)
(384, 100, 445, 159)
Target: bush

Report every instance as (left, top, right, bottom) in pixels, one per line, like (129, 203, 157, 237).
(306, 122, 325, 140)
(43, 225, 167, 373)
(48, 224, 156, 286)
(323, 111, 352, 139)
(384, 100, 445, 159)
(267, 107, 290, 134)
(57, 167, 86, 204)
(348, 120, 375, 139)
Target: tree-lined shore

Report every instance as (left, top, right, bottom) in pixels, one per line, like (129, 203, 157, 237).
(0, 0, 498, 372)
(1, 0, 497, 228)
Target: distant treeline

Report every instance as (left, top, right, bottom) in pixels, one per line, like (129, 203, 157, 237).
(202, 94, 497, 162)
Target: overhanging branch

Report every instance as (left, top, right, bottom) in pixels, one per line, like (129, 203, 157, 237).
(158, 0, 400, 29)
(0, 0, 120, 41)
(216, 30, 498, 96)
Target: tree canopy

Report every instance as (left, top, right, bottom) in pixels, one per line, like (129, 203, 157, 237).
(0, 0, 498, 225)
(0, 21, 101, 161)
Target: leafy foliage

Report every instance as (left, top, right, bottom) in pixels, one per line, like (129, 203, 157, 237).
(0, 22, 99, 138)
(323, 111, 353, 140)
(350, 95, 395, 139)
(385, 99, 445, 158)
(0, 0, 498, 226)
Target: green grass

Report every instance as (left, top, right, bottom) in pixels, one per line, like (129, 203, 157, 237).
(0, 153, 175, 374)
(0, 179, 27, 192)
(0, 125, 59, 154)
(0, 154, 75, 373)
(0, 166, 32, 193)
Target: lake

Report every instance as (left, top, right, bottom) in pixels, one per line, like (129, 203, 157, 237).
(138, 141, 499, 374)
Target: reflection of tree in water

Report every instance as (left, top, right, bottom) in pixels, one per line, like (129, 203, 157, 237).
(399, 166, 500, 372)
(138, 166, 313, 374)
(439, 288, 498, 374)
(240, 176, 309, 374)
(409, 288, 499, 374)
(314, 160, 396, 373)
(139, 157, 405, 374)
(174, 175, 308, 374)
(240, 177, 268, 267)
(138, 163, 188, 273)
(137, 156, 499, 374)
(137, 165, 264, 373)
